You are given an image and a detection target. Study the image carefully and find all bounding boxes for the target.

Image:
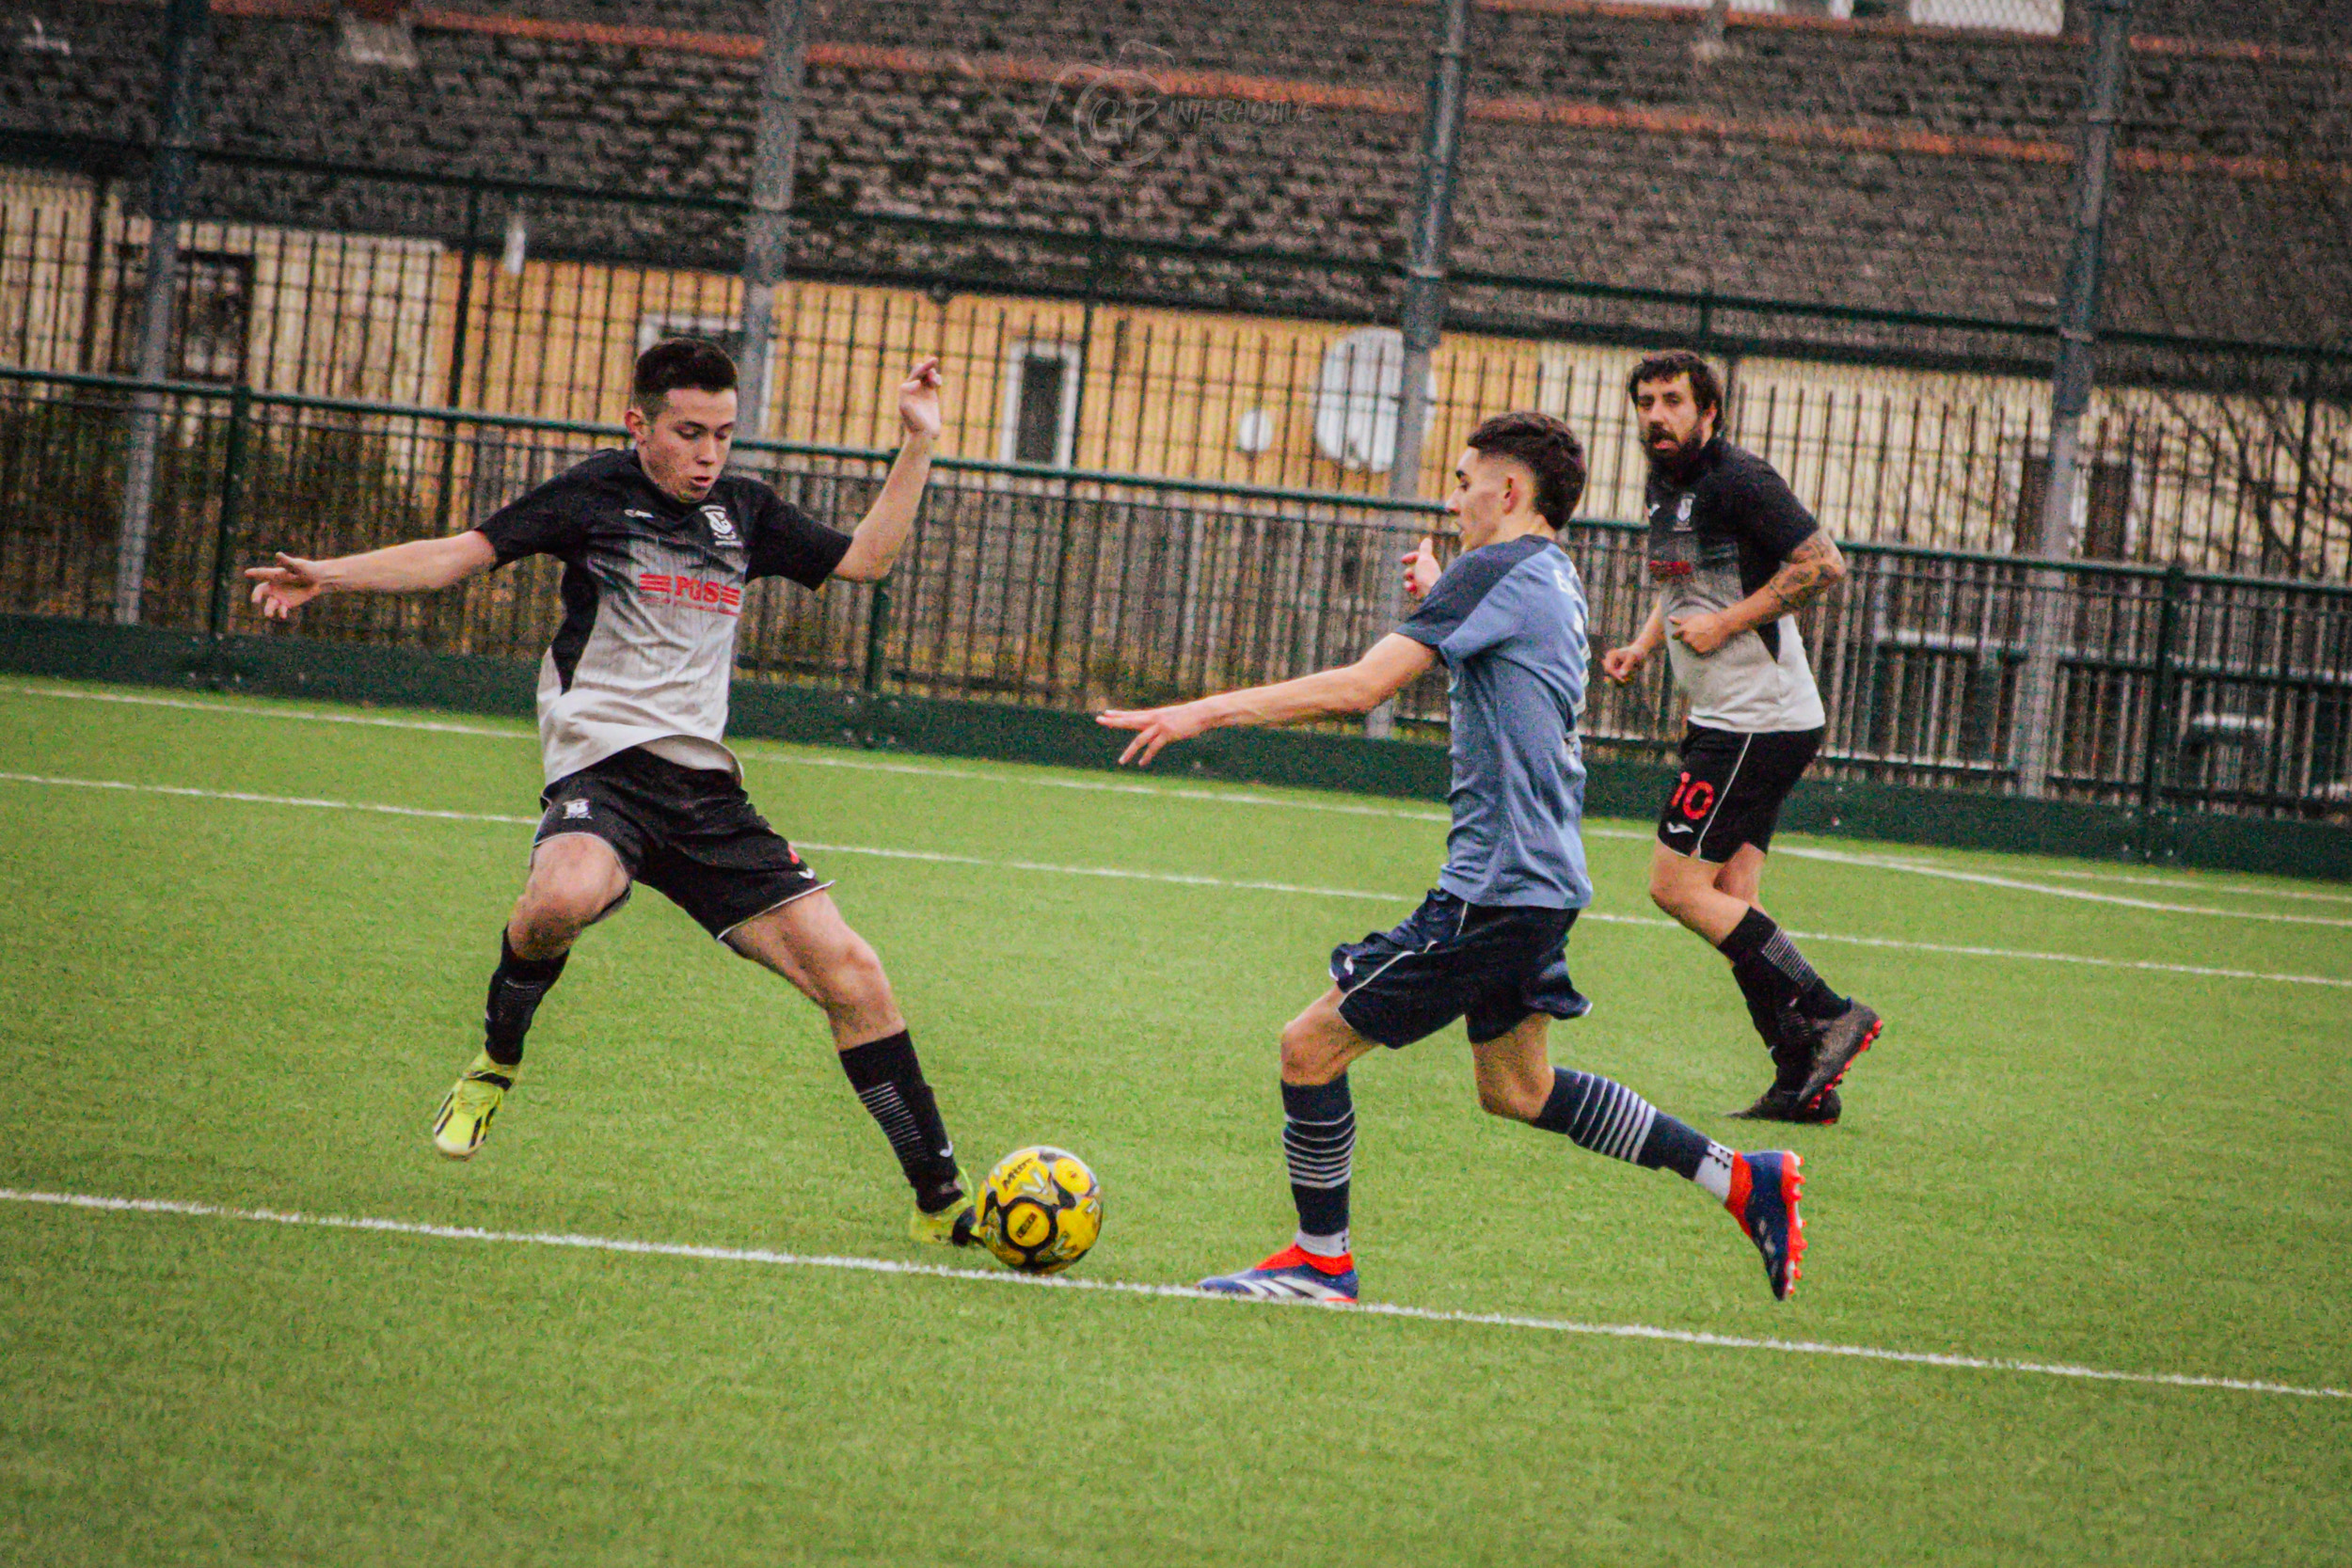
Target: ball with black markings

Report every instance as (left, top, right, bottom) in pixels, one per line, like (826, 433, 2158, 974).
(977, 1146, 1103, 1275)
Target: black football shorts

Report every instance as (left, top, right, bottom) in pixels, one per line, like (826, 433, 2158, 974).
(533, 746, 830, 939)
(1329, 889, 1591, 1048)
(1655, 722, 1823, 863)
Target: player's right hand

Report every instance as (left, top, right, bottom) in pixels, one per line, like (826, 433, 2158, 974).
(1600, 644, 1646, 684)
(246, 552, 329, 619)
(1401, 537, 1441, 601)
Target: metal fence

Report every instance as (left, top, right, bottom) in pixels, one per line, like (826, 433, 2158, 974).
(3, 138, 2347, 581)
(5, 367, 2348, 822)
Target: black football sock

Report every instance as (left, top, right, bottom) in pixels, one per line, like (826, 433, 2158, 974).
(1532, 1069, 1736, 1200)
(1728, 951, 1788, 1054)
(1717, 908, 1846, 1024)
(838, 1030, 963, 1212)
(1280, 1076, 1355, 1260)
(483, 933, 568, 1069)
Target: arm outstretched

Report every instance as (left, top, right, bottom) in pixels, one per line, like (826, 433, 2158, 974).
(1097, 634, 1438, 767)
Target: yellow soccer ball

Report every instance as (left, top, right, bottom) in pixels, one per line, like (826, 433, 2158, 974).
(977, 1146, 1104, 1275)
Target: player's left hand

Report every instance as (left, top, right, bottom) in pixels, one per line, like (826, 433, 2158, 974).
(897, 356, 944, 442)
(245, 552, 331, 619)
(1669, 610, 1734, 657)
(1401, 537, 1441, 600)
(1097, 702, 1212, 767)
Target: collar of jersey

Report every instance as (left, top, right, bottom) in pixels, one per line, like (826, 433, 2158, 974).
(619, 451, 706, 519)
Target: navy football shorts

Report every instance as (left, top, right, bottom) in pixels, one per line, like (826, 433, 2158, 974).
(1329, 888, 1590, 1048)
(1655, 722, 1823, 863)
(534, 747, 831, 940)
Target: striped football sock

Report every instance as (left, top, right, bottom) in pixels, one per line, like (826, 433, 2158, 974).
(1533, 1069, 1735, 1200)
(837, 1030, 962, 1211)
(1281, 1076, 1355, 1259)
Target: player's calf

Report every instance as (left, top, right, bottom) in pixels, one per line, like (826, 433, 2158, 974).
(1525, 1068, 1807, 1300)
(431, 930, 573, 1160)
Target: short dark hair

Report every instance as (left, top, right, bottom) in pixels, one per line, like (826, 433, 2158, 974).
(1626, 350, 1724, 416)
(1466, 410, 1587, 530)
(632, 338, 738, 415)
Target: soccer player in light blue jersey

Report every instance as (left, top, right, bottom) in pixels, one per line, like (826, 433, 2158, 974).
(1100, 412, 1806, 1304)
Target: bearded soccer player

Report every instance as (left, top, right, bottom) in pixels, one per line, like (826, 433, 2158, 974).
(1100, 412, 1806, 1304)
(1601, 350, 1881, 1124)
(245, 340, 982, 1247)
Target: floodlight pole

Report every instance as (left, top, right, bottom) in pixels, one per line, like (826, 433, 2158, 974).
(2013, 0, 2131, 799)
(737, 0, 806, 446)
(113, 0, 211, 626)
(1368, 0, 1470, 739)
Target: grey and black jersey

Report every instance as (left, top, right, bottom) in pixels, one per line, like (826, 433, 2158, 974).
(1645, 436, 1827, 733)
(476, 449, 852, 784)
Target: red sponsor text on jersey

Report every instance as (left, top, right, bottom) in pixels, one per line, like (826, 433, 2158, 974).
(639, 572, 743, 615)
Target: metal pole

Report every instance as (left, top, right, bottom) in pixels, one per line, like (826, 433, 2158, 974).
(736, 0, 805, 441)
(2288, 344, 2322, 572)
(205, 381, 250, 641)
(435, 182, 483, 537)
(862, 583, 891, 694)
(1368, 0, 1469, 739)
(2013, 0, 2132, 798)
(1693, 0, 1732, 62)
(2137, 562, 2185, 825)
(113, 0, 211, 626)
(1044, 233, 1103, 698)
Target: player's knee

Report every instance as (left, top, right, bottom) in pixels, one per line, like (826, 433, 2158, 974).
(1478, 1076, 1547, 1122)
(511, 883, 602, 948)
(811, 931, 891, 1014)
(1279, 1016, 1343, 1085)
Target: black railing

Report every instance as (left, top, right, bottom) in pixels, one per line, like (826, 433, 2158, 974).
(5, 368, 2349, 821)
(3, 135, 2348, 579)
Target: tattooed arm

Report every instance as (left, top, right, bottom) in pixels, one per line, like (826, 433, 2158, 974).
(1667, 531, 1848, 657)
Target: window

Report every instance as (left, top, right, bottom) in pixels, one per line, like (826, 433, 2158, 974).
(999, 342, 1081, 467)
(111, 247, 252, 385)
(2016, 451, 2134, 560)
(1534, 350, 1576, 420)
(635, 313, 772, 433)
(635, 313, 744, 365)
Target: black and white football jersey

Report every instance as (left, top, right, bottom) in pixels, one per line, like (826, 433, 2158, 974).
(477, 449, 851, 783)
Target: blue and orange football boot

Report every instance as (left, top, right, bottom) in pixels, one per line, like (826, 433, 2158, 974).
(1726, 1150, 1805, 1300)
(1196, 1243, 1359, 1304)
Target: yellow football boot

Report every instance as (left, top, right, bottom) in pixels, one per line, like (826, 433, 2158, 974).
(432, 1051, 517, 1161)
(909, 1165, 979, 1247)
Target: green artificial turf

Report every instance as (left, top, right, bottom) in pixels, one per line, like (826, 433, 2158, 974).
(1, 678, 2347, 1566)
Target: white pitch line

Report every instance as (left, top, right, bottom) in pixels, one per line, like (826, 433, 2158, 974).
(1776, 844, 2352, 929)
(4, 769, 2346, 990)
(0, 770, 537, 827)
(0, 680, 526, 739)
(2022, 865, 2352, 906)
(0, 679, 1657, 841)
(15, 682, 2344, 896)
(4, 1187, 2342, 1402)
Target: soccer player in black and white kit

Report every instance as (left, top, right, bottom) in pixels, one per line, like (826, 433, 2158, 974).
(1601, 351, 1882, 1123)
(245, 341, 985, 1247)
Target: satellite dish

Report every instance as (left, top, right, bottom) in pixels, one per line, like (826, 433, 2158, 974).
(1311, 327, 1436, 473)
